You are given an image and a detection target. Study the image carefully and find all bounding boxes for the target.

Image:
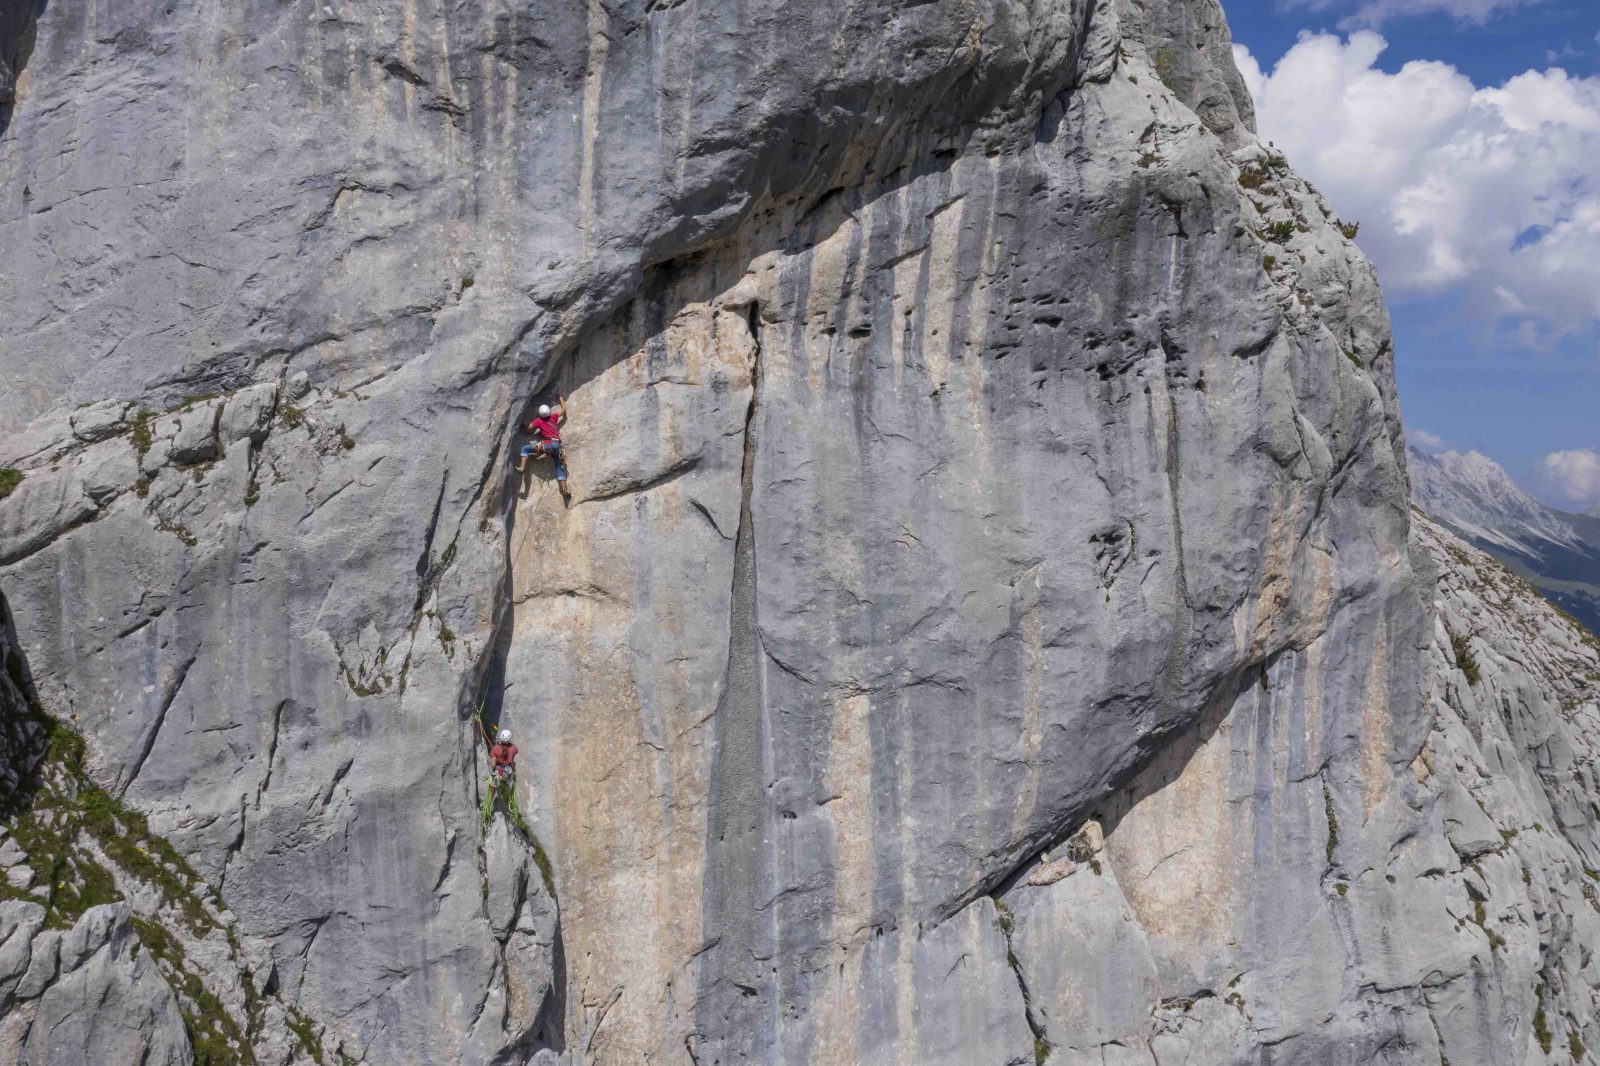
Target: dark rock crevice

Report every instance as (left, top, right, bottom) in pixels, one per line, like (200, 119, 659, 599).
(993, 898, 1051, 1062)
(1157, 384, 1195, 722)
(695, 298, 771, 1054)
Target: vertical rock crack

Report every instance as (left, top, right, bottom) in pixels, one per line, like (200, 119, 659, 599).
(993, 898, 1050, 1062)
(701, 300, 769, 1019)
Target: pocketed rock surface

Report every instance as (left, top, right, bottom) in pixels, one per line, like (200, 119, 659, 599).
(2, 0, 1596, 1062)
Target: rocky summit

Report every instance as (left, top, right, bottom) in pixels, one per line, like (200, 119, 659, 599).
(1, 1, 1597, 1064)
(1410, 446, 1600, 636)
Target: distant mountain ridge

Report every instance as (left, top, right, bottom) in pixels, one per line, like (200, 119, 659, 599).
(1410, 446, 1600, 635)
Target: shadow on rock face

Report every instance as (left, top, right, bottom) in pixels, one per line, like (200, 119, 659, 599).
(0, 591, 46, 818)
(0, 0, 46, 142)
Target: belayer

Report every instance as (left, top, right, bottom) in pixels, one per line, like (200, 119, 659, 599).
(479, 723, 525, 833)
(517, 393, 569, 501)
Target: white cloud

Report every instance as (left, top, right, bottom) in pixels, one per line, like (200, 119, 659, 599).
(1235, 33, 1600, 333)
(1542, 448, 1600, 504)
(1285, 0, 1548, 29)
(1410, 428, 1450, 452)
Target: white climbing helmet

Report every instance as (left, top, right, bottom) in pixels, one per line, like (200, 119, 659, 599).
(498, 729, 512, 744)
(537, 404, 551, 417)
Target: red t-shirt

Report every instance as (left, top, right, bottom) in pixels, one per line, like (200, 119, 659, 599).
(490, 743, 518, 770)
(528, 415, 561, 441)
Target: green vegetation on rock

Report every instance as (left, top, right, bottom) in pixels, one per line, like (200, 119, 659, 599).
(129, 410, 154, 457)
(0, 640, 263, 1064)
(1450, 632, 1481, 686)
(1262, 220, 1295, 244)
(1535, 984, 1553, 1053)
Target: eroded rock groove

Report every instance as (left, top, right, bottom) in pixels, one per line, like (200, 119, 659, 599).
(698, 300, 770, 1052)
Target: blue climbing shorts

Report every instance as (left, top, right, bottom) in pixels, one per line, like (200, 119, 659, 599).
(521, 440, 566, 481)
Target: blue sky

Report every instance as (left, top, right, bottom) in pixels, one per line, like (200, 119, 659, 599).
(1225, 0, 1600, 511)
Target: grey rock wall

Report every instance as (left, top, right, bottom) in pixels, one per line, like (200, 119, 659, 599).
(492, 1, 1431, 1057)
(3, 0, 1597, 1063)
(1, 0, 1081, 1061)
(0, 901, 193, 1066)
(1412, 513, 1600, 1064)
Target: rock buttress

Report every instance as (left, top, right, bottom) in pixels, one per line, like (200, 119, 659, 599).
(494, 6, 1431, 1057)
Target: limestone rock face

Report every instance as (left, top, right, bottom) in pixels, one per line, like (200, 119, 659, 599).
(2, 0, 1597, 1063)
(1411, 514, 1600, 1065)
(498, 6, 1424, 1058)
(0, 901, 193, 1066)
(2, 0, 1077, 1060)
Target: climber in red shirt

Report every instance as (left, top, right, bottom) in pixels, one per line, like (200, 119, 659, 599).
(481, 726, 525, 832)
(516, 393, 569, 500)
(490, 732, 518, 773)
